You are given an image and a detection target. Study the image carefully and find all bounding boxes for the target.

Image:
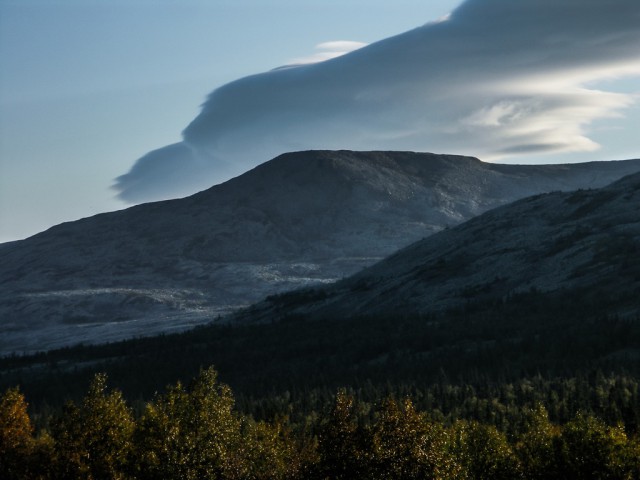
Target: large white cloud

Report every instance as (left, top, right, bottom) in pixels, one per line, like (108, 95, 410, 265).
(115, 0, 640, 203)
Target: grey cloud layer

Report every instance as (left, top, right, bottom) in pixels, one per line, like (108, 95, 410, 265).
(115, 0, 640, 203)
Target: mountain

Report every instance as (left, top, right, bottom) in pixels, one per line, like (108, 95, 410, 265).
(244, 171, 640, 322)
(2, 150, 640, 354)
(116, 0, 640, 203)
(2, 171, 640, 420)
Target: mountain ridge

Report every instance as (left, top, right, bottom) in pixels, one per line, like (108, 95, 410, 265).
(243, 170, 640, 322)
(2, 150, 640, 354)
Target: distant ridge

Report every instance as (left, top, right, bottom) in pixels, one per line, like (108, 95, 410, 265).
(1, 150, 639, 354)
(245, 170, 640, 321)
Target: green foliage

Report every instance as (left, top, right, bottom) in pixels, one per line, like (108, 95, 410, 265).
(557, 413, 638, 480)
(1, 286, 640, 479)
(316, 390, 366, 479)
(367, 398, 464, 480)
(133, 367, 242, 480)
(132, 366, 308, 479)
(3, 283, 640, 478)
(2, 368, 640, 480)
(51, 373, 134, 479)
(451, 420, 521, 480)
(514, 405, 560, 480)
(239, 417, 311, 480)
(3, 287, 639, 435)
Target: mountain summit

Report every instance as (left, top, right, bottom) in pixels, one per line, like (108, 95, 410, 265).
(2, 151, 639, 354)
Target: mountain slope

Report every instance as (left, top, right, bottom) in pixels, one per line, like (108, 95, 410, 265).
(1, 174, 640, 420)
(2, 151, 640, 354)
(246, 171, 640, 322)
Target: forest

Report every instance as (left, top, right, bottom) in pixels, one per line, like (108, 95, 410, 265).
(2, 367, 639, 480)
(2, 287, 640, 478)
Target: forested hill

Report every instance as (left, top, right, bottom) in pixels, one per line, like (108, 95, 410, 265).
(2, 173, 639, 434)
(2, 151, 640, 355)
(2, 172, 640, 478)
(244, 171, 640, 321)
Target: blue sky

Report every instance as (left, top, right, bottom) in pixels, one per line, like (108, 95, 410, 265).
(1, 0, 639, 242)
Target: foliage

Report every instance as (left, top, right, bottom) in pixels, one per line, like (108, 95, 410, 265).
(3, 288, 639, 434)
(315, 390, 366, 479)
(2, 286, 640, 478)
(131, 367, 307, 480)
(556, 413, 638, 479)
(133, 367, 240, 479)
(367, 398, 464, 480)
(4, 368, 639, 480)
(513, 404, 560, 479)
(0, 387, 34, 479)
(238, 417, 311, 480)
(50, 373, 134, 479)
(451, 420, 521, 480)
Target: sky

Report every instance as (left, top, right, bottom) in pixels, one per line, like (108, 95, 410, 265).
(1, 0, 639, 243)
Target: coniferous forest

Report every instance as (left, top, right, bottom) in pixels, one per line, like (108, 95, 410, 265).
(2, 367, 640, 480)
(2, 288, 640, 478)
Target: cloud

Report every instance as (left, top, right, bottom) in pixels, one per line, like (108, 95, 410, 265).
(114, 0, 640, 203)
(113, 143, 234, 204)
(284, 41, 368, 67)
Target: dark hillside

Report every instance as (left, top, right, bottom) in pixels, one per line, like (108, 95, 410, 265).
(2, 173, 639, 432)
(2, 151, 639, 354)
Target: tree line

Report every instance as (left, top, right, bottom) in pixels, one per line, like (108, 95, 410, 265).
(2, 367, 639, 480)
(3, 290, 639, 436)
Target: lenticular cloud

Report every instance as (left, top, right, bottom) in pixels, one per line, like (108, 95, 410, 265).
(115, 0, 640, 203)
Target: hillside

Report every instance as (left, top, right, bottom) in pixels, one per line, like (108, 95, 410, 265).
(246, 171, 640, 321)
(2, 150, 639, 354)
(1, 173, 639, 428)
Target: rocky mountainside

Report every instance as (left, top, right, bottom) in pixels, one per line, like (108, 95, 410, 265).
(246, 171, 640, 321)
(2, 150, 640, 354)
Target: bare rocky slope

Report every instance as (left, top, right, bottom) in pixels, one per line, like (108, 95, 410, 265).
(2, 150, 640, 354)
(245, 171, 640, 322)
